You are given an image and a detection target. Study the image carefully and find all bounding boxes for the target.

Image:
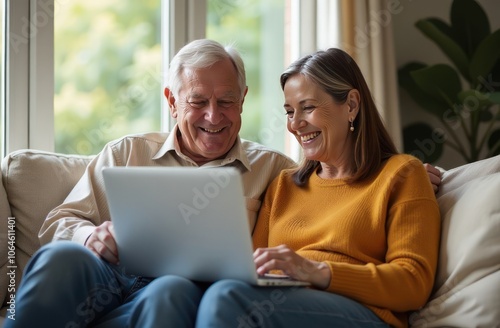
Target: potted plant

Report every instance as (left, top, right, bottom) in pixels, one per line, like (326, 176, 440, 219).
(398, 0, 500, 164)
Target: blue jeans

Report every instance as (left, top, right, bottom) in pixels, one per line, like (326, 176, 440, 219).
(6, 242, 389, 327)
(3, 242, 205, 328)
(196, 279, 390, 328)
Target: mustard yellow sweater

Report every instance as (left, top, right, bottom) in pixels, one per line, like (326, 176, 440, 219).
(252, 154, 441, 328)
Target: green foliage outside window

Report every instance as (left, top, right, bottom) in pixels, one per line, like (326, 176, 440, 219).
(55, 0, 285, 155)
(55, 0, 162, 154)
(207, 0, 286, 151)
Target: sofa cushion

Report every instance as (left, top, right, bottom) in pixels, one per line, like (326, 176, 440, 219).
(410, 155, 500, 327)
(436, 154, 500, 196)
(0, 149, 92, 309)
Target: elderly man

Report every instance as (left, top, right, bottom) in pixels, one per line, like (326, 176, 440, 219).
(6, 39, 295, 328)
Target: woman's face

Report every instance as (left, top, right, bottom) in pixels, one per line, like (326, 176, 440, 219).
(283, 74, 355, 165)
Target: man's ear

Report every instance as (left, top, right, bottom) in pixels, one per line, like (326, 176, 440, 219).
(240, 86, 249, 113)
(164, 87, 177, 118)
(347, 89, 360, 118)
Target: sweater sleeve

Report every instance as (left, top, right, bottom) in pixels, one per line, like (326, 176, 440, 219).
(324, 159, 441, 312)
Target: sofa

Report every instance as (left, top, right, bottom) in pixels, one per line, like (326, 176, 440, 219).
(0, 149, 499, 327)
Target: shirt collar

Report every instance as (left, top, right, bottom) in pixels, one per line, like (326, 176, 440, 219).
(152, 124, 252, 171)
(152, 125, 179, 160)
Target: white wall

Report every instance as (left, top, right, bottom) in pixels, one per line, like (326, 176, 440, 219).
(392, 0, 500, 169)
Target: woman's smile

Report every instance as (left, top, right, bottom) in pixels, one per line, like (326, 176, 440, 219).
(299, 131, 321, 144)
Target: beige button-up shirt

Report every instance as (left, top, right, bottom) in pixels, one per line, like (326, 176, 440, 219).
(39, 126, 296, 246)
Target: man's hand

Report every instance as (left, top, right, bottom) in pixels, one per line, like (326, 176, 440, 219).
(85, 221, 120, 264)
(424, 163, 442, 193)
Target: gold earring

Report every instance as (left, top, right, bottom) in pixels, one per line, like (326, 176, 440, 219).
(350, 118, 354, 132)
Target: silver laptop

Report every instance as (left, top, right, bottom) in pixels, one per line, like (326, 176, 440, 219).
(102, 166, 310, 287)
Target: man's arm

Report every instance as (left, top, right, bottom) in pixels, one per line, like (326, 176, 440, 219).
(39, 143, 119, 264)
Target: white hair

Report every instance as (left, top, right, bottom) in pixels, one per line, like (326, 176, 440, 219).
(167, 39, 247, 98)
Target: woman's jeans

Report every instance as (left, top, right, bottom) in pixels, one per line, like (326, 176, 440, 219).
(196, 279, 390, 328)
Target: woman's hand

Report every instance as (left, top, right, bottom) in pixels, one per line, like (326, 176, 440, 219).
(253, 244, 331, 289)
(85, 221, 120, 265)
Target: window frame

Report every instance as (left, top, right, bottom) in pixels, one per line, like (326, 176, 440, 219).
(162, 0, 206, 131)
(4, 0, 54, 155)
(2, 0, 319, 159)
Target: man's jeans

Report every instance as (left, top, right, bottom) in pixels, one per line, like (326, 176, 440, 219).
(3, 241, 204, 328)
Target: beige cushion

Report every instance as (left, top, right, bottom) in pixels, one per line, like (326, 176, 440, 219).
(0, 149, 92, 308)
(436, 154, 500, 196)
(410, 155, 500, 327)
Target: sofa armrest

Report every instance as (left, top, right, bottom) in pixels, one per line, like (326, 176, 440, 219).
(410, 154, 500, 327)
(0, 149, 93, 310)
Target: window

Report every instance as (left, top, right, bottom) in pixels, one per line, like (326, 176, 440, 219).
(54, 0, 288, 155)
(3, 0, 319, 160)
(54, 0, 162, 155)
(206, 0, 287, 152)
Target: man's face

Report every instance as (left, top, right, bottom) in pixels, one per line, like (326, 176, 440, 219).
(166, 58, 247, 165)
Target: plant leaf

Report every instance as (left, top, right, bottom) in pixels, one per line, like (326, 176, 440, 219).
(403, 122, 444, 163)
(458, 89, 496, 122)
(469, 29, 500, 86)
(426, 18, 459, 44)
(398, 62, 451, 118)
(487, 92, 500, 105)
(487, 128, 500, 155)
(490, 60, 500, 92)
(450, 0, 490, 57)
(410, 64, 462, 111)
(416, 19, 470, 82)
(458, 89, 493, 107)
